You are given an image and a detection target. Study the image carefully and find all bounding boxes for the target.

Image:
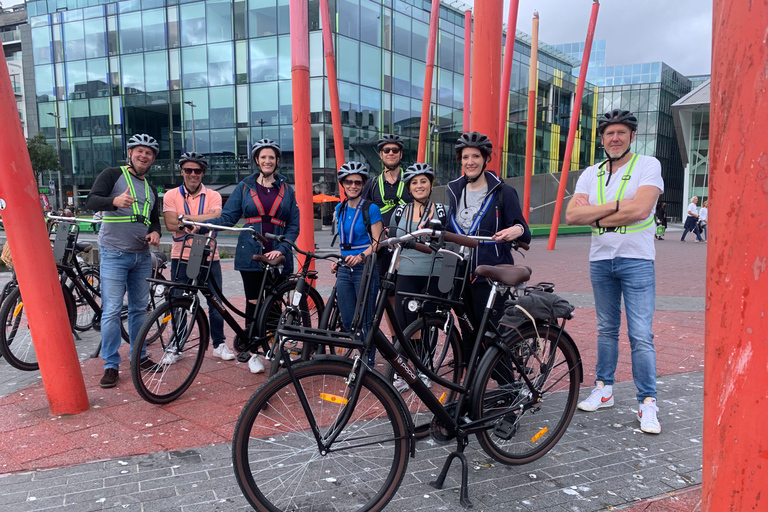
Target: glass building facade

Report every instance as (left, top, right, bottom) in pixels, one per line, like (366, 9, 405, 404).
(672, 79, 710, 212)
(27, 0, 598, 200)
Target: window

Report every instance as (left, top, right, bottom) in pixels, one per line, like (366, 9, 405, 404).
(86, 58, 109, 97)
(142, 8, 166, 50)
(119, 12, 143, 53)
(84, 18, 107, 58)
(183, 89, 209, 130)
(411, 20, 428, 62)
(338, 37, 359, 83)
(338, 0, 360, 39)
(182, 46, 208, 88)
(393, 54, 410, 96)
(360, 0, 381, 46)
(249, 0, 277, 38)
(35, 64, 55, 101)
(393, 12, 410, 56)
(32, 27, 53, 65)
(144, 51, 168, 92)
(207, 0, 232, 43)
(66, 60, 88, 98)
(278, 80, 292, 122)
(169, 49, 180, 90)
(209, 86, 235, 128)
(309, 32, 323, 77)
(208, 42, 234, 86)
(121, 53, 144, 92)
(210, 128, 236, 155)
(250, 81, 278, 126)
(63, 21, 85, 61)
(250, 37, 277, 82)
(438, 30, 454, 71)
(360, 43, 381, 89)
(180, 2, 206, 47)
(411, 60, 425, 98)
(278, 35, 291, 79)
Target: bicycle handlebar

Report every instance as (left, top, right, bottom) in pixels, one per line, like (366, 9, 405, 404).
(47, 214, 98, 224)
(178, 217, 257, 234)
(260, 232, 345, 263)
(470, 234, 529, 251)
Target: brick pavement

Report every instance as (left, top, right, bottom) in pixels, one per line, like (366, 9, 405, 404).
(0, 229, 707, 511)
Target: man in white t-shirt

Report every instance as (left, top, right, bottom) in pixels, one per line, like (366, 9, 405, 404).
(566, 109, 664, 434)
(680, 197, 703, 242)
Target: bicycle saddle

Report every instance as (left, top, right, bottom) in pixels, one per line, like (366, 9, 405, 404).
(253, 253, 286, 266)
(151, 251, 167, 269)
(475, 264, 532, 286)
(75, 241, 93, 253)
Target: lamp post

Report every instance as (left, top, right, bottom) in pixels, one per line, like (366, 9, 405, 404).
(184, 101, 196, 152)
(431, 123, 439, 169)
(47, 112, 63, 210)
(256, 118, 266, 138)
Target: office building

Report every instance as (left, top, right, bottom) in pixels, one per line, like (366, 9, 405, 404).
(672, 79, 710, 211)
(26, 0, 598, 201)
(2, 2, 37, 138)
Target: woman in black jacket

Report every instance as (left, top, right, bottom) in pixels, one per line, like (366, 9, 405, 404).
(446, 132, 531, 355)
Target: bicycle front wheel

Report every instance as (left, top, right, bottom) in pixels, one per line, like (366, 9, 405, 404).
(233, 360, 410, 512)
(471, 324, 580, 465)
(130, 297, 209, 404)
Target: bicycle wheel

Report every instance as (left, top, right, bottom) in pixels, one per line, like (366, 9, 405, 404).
(471, 324, 580, 465)
(121, 275, 168, 344)
(130, 297, 209, 404)
(0, 285, 76, 371)
(384, 315, 464, 432)
(233, 360, 410, 512)
(71, 269, 100, 331)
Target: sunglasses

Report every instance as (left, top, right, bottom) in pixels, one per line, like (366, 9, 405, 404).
(381, 147, 401, 154)
(343, 179, 364, 186)
(182, 168, 204, 175)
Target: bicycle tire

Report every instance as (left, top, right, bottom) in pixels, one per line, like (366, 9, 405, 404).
(130, 297, 209, 404)
(471, 324, 580, 465)
(71, 269, 100, 332)
(120, 274, 168, 344)
(0, 284, 77, 371)
(384, 315, 464, 433)
(232, 359, 410, 512)
(312, 292, 353, 358)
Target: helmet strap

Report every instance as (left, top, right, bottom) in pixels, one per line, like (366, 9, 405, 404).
(183, 182, 202, 195)
(603, 147, 631, 187)
(383, 161, 400, 173)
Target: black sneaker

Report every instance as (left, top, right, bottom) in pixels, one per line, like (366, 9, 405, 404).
(99, 368, 119, 388)
(139, 357, 157, 372)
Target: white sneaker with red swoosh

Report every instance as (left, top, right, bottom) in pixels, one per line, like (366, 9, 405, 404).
(577, 381, 614, 411)
(638, 397, 661, 434)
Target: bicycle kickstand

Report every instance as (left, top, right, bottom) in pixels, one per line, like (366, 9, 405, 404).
(430, 437, 473, 508)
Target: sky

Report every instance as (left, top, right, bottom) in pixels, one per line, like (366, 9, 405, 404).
(467, 0, 713, 76)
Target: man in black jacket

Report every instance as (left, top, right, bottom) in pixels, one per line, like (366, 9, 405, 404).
(85, 134, 162, 388)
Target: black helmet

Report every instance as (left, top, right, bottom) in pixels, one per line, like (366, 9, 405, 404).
(455, 131, 492, 158)
(250, 138, 281, 162)
(338, 161, 369, 182)
(127, 134, 159, 155)
(376, 134, 404, 152)
(179, 151, 208, 171)
(403, 163, 434, 186)
(598, 109, 638, 134)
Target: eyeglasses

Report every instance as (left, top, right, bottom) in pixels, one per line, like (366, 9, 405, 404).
(182, 168, 204, 175)
(343, 179, 364, 186)
(381, 147, 400, 154)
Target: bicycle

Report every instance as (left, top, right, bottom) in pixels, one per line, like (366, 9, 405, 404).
(130, 221, 323, 404)
(232, 227, 583, 511)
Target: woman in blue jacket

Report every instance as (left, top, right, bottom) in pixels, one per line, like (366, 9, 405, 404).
(446, 132, 531, 354)
(204, 139, 300, 374)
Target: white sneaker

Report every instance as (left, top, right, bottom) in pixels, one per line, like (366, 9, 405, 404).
(577, 381, 614, 411)
(248, 354, 265, 374)
(161, 350, 183, 365)
(393, 375, 409, 393)
(638, 397, 661, 434)
(212, 344, 236, 360)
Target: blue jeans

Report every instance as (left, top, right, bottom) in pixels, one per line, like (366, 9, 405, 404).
(681, 219, 702, 241)
(336, 263, 379, 362)
(171, 258, 225, 347)
(590, 258, 657, 403)
(100, 247, 151, 370)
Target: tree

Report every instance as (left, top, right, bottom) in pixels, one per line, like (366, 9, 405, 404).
(26, 132, 62, 182)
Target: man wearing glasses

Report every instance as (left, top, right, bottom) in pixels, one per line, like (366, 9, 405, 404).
(85, 134, 162, 388)
(162, 152, 235, 362)
(363, 134, 411, 279)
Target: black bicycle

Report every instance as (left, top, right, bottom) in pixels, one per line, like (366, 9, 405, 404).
(232, 227, 583, 511)
(130, 222, 323, 404)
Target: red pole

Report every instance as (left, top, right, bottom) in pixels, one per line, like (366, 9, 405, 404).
(290, 0, 316, 269)
(416, 0, 441, 163)
(463, 10, 472, 133)
(522, 11, 539, 222)
(469, 0, 503, 167)
(547, 0, 600, 250)
(496, 0, 521, 178)
(0, 51, 89, 415)
(319, 0, 345, 176)
(703, 2, 768, 510)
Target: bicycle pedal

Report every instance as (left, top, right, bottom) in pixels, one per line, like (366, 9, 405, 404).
(236, 351, 251, 363)
(493, 419, 518, 441)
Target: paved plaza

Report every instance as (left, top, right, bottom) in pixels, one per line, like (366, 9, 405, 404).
(0, 227, 707, 511)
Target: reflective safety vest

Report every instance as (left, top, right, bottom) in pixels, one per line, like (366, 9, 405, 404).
(377, 172, 406, 214)
(101, 166, 152, 226)
(244, 183, 287, 227)
(172, 185, 215, 242)
(591, 154, 655, 235)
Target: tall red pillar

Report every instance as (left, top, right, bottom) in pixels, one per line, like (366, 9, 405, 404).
(0, 47, 89, 415)
(703, 2, 768, 510)
(496, 0, 520, 178)
(289, 0, 316, 268)
(462, 10, 472, 133)
(469, 0, 503, 169)
(522, 11, 539, 222)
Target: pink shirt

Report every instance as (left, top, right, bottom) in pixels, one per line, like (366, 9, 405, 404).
(163, 184, 222, 261)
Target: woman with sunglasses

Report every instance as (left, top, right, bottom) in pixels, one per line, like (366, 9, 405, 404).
(333, 162, 384, 367)
(199, 139, 300, 374)
(446, 132, 531, 358)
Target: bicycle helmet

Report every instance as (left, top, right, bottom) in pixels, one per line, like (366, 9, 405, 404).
(403, 163, 435, 186)
(455, 131, 493, 158)
(598, 109, 638, 134)
(127, 134, 159, 155)
(376, 134, 404, 152)
(337, 161, 369, 182)
(250, 138, 282, 162)
(178, 151, 208, 171)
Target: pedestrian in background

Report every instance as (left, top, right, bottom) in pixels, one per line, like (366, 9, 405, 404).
(680, 196, 703, 243)
(654, 201, 667, 240)
(698, 200, 708, 241)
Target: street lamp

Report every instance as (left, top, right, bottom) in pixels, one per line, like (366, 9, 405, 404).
(184, 101, 196, 152)
(255, 118, 267, 138)
(47, 112, 64, 210)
